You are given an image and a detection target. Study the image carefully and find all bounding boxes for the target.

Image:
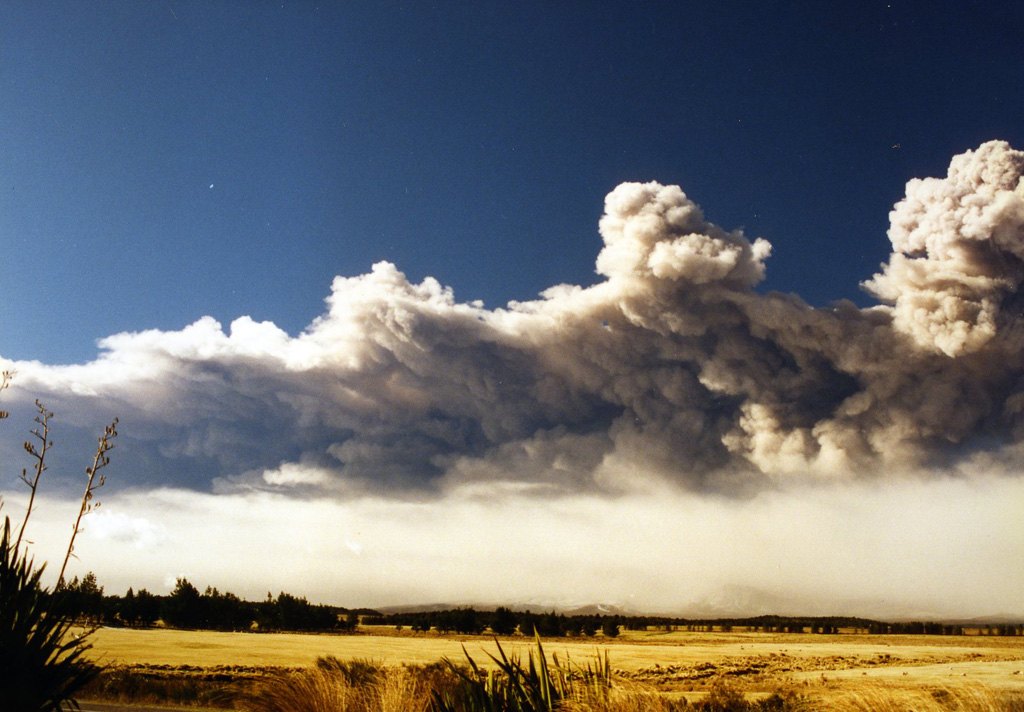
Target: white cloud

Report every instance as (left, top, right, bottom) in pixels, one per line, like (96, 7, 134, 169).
(86, 510, 169, 550)
(261, 462, 335, 487)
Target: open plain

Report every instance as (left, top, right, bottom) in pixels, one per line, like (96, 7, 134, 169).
(84, 626, 1024, 704)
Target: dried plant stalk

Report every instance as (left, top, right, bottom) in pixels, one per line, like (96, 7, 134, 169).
(58, 417, 118, 586)
(15, 400, 52, 550)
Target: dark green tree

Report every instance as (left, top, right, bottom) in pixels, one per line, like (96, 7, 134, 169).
(202, 586, 252, 630)
(490, 606, 518, 636)
(62, 571, 104, 624)
(579, 618, 597, 637)
(535, 611, 565, 637)
(162, 578, 203, 628)
(132, 588, 161, 626)
(451, 607, 482, 635)
(271, 591, 337, 631)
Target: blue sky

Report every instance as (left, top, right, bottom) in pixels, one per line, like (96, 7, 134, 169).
(1, 2, 1023, 617)
(1, 1, 1020, 364)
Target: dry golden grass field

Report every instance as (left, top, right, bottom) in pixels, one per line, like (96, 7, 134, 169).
(84, 625, 1024, 702)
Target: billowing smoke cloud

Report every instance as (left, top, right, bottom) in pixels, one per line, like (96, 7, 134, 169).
(865, 141, 1024, 357)
(4, 141, 1024, 500)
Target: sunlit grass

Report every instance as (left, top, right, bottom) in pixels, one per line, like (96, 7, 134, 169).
(812, 683, 1024, 712)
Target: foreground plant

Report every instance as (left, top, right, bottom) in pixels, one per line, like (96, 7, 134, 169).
(431, 632, 615, 712)
(0, 517, 100, 710)
(0, 373, 119, 711)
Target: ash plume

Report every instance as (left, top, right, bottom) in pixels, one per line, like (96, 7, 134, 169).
(6, 140, 1024, 497)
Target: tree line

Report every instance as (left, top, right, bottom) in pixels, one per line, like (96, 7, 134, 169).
(55, 573, 1023, 637)
(366, 608, 1023, 638)
(58, 572, 379, 632)
(368, 607, 623, 637)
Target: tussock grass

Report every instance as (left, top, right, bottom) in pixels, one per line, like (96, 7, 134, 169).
(812, 682, 1024, 712)
(238, 657, 451, 712)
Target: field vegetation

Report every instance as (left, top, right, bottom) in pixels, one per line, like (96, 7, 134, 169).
(78, 624, 1024, 710)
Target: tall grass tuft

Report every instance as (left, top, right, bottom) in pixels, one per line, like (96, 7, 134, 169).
(315, 656, 385, 688)
(241, 665, 362, 712)
(812, 683, 1024, 712)
(238, 658, 448, 712)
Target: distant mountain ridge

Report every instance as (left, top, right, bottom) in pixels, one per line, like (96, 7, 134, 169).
(374, 586, 1022, 624)
(375, 602, 636, 616)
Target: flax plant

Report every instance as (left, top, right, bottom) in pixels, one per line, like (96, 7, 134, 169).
(430, 632, 615, 712)
(0, 517, 99, 710)
(0, 374, 119, 710)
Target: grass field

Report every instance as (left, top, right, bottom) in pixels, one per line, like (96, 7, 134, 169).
(83, 625, 1024, 705)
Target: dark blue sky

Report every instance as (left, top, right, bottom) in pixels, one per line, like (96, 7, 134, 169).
(1, 0, 1021, 364)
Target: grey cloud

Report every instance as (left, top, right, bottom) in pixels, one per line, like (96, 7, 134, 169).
(5, 141, 1024, 498)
